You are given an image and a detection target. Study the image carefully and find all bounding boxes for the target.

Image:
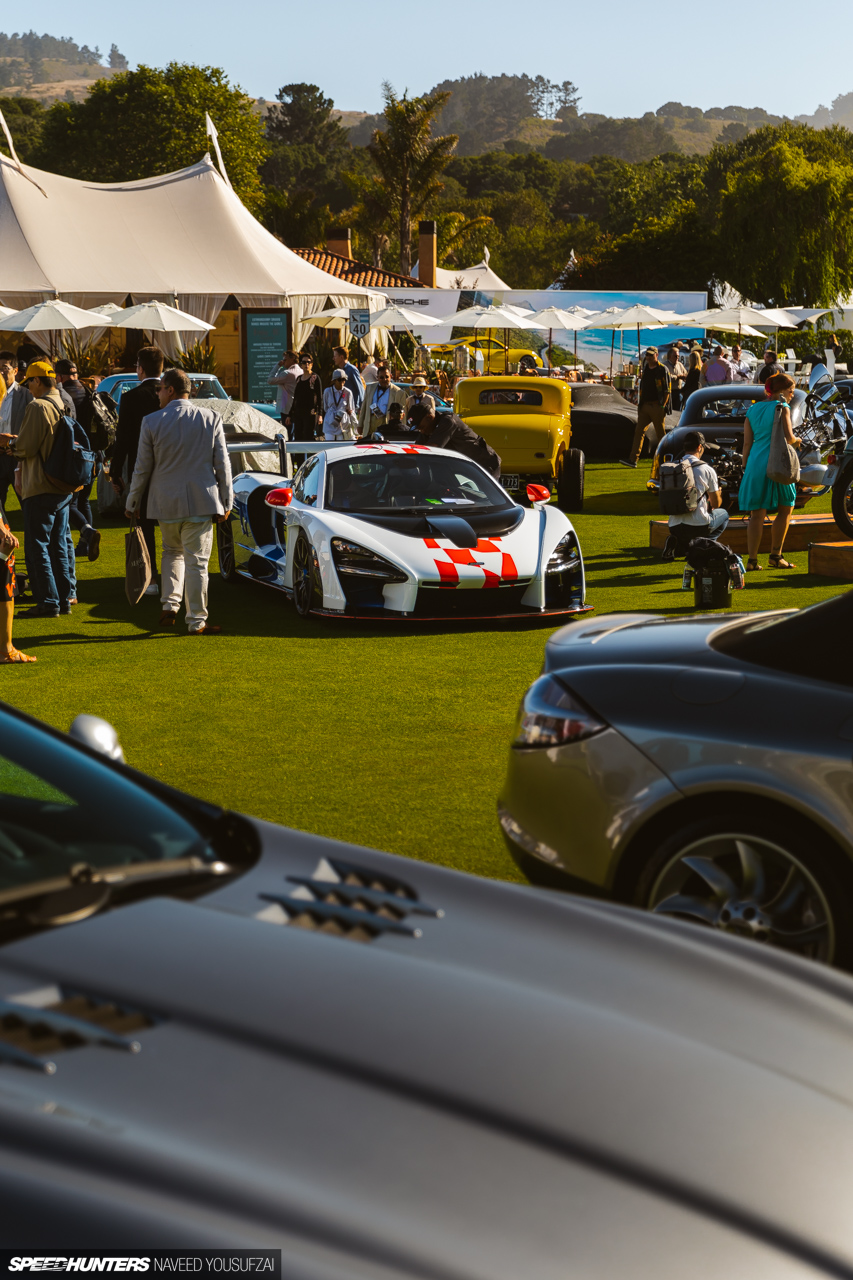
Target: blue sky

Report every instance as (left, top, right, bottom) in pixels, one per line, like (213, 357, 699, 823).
(25, 0, 844, 119)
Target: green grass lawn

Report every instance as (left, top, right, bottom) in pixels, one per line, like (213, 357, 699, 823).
(3, 461, 847, 883)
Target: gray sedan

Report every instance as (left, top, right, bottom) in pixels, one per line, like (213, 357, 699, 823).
(7, 702, 853, 1272)
(500, 588, 853, 968)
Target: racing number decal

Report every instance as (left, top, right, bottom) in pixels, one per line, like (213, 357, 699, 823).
(424, 537, 517, 589)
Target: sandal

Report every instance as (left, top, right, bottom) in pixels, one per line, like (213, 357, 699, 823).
(745, 558, 762, 571)
(0, 648, 36, 663)
(769, 552, 796, 569)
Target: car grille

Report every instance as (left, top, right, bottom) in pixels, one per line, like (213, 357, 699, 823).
(0, 991, 152, 1074)
(413, 583, 532, 617)
(257, 856, 443, 944)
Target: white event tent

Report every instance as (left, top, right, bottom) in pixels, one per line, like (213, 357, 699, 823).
(411, 247, 510, 291)
(0, 152, 382, 347)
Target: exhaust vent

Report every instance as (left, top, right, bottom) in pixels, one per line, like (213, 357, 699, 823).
(257, 857, 443, 943)
(0, 989, 153, 1074)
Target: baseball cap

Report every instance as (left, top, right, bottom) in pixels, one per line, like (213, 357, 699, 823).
(331, 369, 346, 382)
(645, 346, 658, 356)
(23, 359, 55, 381)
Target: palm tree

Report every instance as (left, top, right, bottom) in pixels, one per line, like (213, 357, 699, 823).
(369, 82, 458, 276)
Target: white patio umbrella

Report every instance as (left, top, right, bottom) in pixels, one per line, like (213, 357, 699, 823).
(109, 300, 214, 333)
(367, 304, 443, 332)
(526, 306, 590, 370)
(0, 305, 17, 321)
(1, 299, 110, 356)
(437, 303, 540, 374)
(301, 305, 352, 329)
(583, 304, 681, 376)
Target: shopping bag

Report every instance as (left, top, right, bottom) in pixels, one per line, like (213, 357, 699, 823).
(766, 403, 800, 485)
(96, 463, 124, 516)
(125, 519, 152, 604)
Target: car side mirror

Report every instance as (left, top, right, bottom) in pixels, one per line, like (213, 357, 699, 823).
(265, 487, 293, 508)
(69, 715, 126, 762)
(526, 483, 551, 507)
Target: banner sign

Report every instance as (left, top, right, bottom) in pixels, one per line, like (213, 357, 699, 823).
(0, 1254, 281, 1277)
(240, 308, 291, 404)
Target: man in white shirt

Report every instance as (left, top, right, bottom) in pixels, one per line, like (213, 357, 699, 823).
(729, 344, 752, 382)
(268, 351, 303, 425)
(661, 430, 729, 561)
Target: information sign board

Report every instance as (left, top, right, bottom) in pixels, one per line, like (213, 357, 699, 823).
(240, 308, 291, 404)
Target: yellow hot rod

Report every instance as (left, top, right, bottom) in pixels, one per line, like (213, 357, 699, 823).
(453, 376, 585, 511)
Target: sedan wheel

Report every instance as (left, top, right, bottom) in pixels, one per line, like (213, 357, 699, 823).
(292, 531, 319, 618)
(831, 469, 853, 539)
(641, 823, 842, 966)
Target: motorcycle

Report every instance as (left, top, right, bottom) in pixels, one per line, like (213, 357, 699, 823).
(806, 365, 853, 537)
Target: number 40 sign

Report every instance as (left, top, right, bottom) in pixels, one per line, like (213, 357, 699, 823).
(349, 309, 370, 339)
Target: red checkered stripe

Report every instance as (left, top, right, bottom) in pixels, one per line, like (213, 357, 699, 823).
(423, 537, 518, 589)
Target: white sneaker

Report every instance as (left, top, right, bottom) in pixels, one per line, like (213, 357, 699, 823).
(145, 582, 160, 596)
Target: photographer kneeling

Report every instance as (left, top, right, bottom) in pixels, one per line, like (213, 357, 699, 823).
(661, 429, 728, 562)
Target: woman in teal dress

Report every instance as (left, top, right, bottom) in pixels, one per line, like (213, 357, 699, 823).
(738, 371, 801, 571)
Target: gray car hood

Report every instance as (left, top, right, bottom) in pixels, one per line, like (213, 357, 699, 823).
(2, 821, 853, 1275)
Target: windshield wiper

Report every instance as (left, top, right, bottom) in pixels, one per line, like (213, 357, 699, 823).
(0, 855, 234, 927)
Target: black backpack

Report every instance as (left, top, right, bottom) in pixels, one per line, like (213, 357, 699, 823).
(658, 457, 700, 515)
(86, 391, 118, 452)
(44, 415, 96, 494)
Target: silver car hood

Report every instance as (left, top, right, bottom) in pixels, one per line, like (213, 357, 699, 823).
(2, 822, 853, 1273)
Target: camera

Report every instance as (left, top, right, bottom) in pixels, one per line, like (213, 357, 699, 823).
(334, 411, 345, 423)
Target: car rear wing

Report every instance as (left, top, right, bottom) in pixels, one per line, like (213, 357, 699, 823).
(225, 432, 368, 477)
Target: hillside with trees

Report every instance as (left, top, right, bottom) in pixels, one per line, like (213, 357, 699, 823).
(0, 29, 127, 102)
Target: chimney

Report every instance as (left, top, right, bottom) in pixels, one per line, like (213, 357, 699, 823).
(418, 220, 437, 287)
(327, 227, 352, 259)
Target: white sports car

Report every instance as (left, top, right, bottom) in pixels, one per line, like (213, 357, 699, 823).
(218, 442, 591, 621)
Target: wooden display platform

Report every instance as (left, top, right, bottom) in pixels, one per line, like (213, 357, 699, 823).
(809, 541, 853, 580)
(650, 514, 848, 554)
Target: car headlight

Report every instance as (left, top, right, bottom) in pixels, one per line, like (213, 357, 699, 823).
(331, 538, 407, 582)
(546, 532, 580, 575)
(513, 675, 607, 748)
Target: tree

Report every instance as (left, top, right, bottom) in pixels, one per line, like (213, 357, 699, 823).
(428, 74, 532, 154)
(709, 126, 853, 305)
(266, 83, 349, 155)
(33, 63, 267, 212)
(368, 83, 457, 275)
(0, 95, 46, 161)
(108, 44, 128, 70)
(545, 115, 677, 164)
(260, 82, 353, 244)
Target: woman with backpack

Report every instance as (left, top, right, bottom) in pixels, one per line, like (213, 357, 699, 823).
(738, 372, 801, 572)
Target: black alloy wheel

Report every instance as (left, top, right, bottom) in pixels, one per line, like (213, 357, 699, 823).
(635, 813, 853, 968)
(217, 517, 239, 583)
(831, 467, 853, 539)
(556, 448, 585, 513)
(292, 531, 319, 618)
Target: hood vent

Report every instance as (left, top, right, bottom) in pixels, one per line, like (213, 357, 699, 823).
(0, 989, 152, 1074)
(257, 856, 443, 944)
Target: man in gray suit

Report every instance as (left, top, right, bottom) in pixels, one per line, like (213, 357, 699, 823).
(125, 368, 232, 635)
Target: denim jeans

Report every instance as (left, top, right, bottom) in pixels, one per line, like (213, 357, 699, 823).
(22, 491, 74, 609)
(670, 507, 729, 550)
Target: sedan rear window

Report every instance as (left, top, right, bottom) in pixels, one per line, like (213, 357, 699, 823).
(700, 399, 760, 420)
(478, 390, 543, 406)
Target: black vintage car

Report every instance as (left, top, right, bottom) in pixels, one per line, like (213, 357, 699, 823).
(647, 384, 807, 511)
(568, 382, 637, 459)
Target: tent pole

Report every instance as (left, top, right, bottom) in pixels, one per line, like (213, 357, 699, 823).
(637, 324, 641, 368)
(548, 327, 552, 370)
(609, 330, 615, 381)
(505, 327, 508, 375)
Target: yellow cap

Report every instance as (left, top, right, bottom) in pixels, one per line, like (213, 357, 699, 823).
(23, 360, 55, 381)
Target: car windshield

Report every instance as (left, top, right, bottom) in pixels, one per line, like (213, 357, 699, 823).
(0, 713, 211, 896)
(479, 390, 543, 405)
(191, 377, 228, 400)
(326, 454, 513, 513)
(700, 398, 760, 420)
